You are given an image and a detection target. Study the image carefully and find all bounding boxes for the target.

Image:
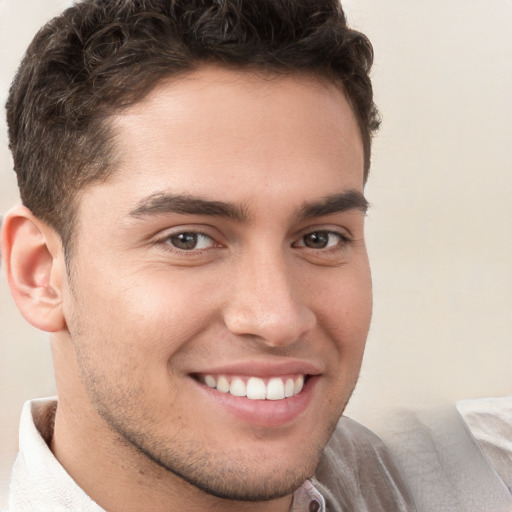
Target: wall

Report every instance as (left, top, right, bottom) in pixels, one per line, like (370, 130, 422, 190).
(342, 0, 512, 422)
(1, 0, 511, 503)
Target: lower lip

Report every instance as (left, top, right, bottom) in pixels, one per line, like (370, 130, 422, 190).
(193, 376, 319, 427)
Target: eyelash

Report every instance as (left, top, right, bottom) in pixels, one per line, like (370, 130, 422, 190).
(156, 228, 353, 255)
(293, 230, 353, 252)
(158, 231, 218, 253)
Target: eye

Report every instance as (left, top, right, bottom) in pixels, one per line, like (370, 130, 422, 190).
(167, 232, 216, 251)
(296, 231, 348, 250)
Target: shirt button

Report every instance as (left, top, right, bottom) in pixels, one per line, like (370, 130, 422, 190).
(309, 500, 320, 512)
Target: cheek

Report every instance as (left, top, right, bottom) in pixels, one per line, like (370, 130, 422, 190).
(316, 263, 372, 335)
(68, 266, 222, 364)
(313, 268, 372, 386)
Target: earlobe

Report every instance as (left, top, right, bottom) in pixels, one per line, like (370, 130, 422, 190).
(1, 206, 67, 333)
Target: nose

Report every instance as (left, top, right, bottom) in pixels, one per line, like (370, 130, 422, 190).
(223, 251, 317, 348)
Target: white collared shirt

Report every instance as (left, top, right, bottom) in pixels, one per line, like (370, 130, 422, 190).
(8, 399, 326, 512)
(8, 398, 415, 512)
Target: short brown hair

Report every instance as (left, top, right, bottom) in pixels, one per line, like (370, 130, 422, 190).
(6, 0, 380, 251)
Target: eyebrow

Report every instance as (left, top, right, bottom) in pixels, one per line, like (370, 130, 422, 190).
(129, 189, 368, 222)
(129, 193, 249, 221)
(296, 190, 369, 219)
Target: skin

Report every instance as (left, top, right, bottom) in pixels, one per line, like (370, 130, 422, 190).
(3, 66, 372, 512)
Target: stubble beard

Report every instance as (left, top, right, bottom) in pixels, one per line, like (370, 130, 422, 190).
(75, 359, 347, 503)
(93, 395, 335, 502)
(68, 310, 357, 503)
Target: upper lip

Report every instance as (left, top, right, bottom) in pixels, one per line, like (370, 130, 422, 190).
(189, 359, 322, 378)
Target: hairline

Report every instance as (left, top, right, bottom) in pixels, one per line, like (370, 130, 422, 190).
(61, 63, 369, 263)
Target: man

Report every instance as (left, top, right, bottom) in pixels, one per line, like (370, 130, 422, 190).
(1, 1, 415, 510)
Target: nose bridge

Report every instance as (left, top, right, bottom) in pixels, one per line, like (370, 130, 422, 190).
(224, 246, 316, 346)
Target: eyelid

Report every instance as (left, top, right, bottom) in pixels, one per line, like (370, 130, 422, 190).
(294, 231, 352, 247)
(153, 225, 224, 254)
(293, 224, 353, 242)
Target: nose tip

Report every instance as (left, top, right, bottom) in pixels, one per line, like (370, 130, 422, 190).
(225, 301, 317, 348)
(223, 266, 317, 347)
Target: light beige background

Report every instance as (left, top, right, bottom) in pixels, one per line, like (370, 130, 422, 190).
(1, 0, 511, 504)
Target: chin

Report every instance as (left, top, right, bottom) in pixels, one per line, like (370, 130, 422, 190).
(118, 420, 323, 502)
(161, 455, 316, 502)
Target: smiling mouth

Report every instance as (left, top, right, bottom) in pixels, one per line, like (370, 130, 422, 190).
(195, 374, 306, 401)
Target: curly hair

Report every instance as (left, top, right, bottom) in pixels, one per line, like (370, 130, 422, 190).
(6, 0, 380, 251)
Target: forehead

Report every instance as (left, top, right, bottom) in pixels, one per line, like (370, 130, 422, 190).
(82, 66, 364, 216)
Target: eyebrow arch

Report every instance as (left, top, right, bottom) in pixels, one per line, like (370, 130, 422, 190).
(129, 193, 249, 222)
(296, 190, 369, 220)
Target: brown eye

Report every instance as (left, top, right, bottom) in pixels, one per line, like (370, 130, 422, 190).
(168, 232, 214, 251)
(302, 231, 330, 249)
(295, 230, 350, 251)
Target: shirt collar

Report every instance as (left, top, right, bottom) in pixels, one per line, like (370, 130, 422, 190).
(291, 479, 326, 511)
(10, 398, 326, 512)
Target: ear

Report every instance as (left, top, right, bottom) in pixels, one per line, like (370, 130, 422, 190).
(1, 205, 67, 332)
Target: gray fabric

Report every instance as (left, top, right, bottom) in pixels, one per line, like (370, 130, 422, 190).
(8, 399, 416, 511)
(458, 396, 512, 494)
(379, 405, 512, 512)
(314, 416, 417, 512)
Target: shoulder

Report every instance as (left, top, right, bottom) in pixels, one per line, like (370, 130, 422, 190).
(376, 404, 512, 512)
(314, 416, 417, 512)
(324, 415, 395, 460)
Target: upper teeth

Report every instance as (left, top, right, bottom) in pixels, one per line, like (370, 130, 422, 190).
(202, 375, 304, 400)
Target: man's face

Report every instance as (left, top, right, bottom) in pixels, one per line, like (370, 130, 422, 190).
(60, 67, 372, 501)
